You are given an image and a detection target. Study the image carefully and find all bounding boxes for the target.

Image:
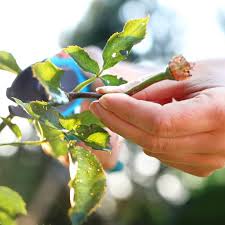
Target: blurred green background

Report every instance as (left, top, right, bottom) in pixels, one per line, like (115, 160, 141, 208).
(1, 0, 225, 224)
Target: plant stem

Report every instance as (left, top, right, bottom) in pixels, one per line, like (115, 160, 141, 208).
(126, 69, 172, 96)
(68, 92, 102, 101)
(0, 115, 13, 133)
(67, 71, 172, 100)
(0, 139, 46, 147)
(72, 76, 97, 93)
(68, 55, 192, 100)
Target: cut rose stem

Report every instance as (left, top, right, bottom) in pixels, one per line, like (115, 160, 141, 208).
(68, 55, 193, 100)
(68, 92, 102, 101)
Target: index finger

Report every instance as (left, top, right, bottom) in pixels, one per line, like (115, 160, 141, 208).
(98, 92, 220, 137)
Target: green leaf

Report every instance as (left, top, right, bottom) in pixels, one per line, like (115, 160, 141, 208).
(35, 123, 68, 157)
(74, 124, 110, 150)
(0, 117, 22, 139)
(14, 100, 68, 156)
(0, 186, 26, 225)
(102, 16, 149, 70)
(32, 60, 68, 103)
(101, 74, 127, 86)
(60, 111, 109, 150)
(15, 99, 62, 129)
(77, 111, 104, 127)
(0, 51, 21, 75)
(68, 146, 106, 225)
(0, 211, 15, 225)
(59, 110, 104, 131)
(64, 46, 100, 74)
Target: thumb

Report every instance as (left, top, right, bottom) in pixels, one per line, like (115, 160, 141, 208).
(133, 79, 191, 104)
(97, 78, 191, 105)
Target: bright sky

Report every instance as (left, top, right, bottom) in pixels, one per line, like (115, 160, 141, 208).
(158, 0, 225, 60)
(0, 0, 92, 68)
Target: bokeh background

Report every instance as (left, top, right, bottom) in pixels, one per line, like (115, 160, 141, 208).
(1, 0, 225, 224)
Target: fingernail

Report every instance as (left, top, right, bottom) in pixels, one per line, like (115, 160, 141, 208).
(90, 101, 101, 117)
(96, 87, 104, 94)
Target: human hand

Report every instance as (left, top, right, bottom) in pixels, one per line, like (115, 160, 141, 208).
(90, 59, 225, 177)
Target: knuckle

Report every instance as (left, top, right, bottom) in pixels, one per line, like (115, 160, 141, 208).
(151, 112, 173, 137)
(150, 138, 172, 153)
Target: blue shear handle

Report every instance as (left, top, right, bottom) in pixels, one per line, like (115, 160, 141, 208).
(50, 53, 91, 116)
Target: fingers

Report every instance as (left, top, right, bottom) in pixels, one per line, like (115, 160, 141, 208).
(90, 101, 153, 149)
(148, 152, 225, 169)
(133, 80, 189, 104)
(80, 100, 91, 112)
(161, 160, 214, 177)
(90, 101, 225, 154)
(97, 92, 221, 137)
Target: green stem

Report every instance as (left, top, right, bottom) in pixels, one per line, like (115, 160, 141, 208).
(126, 69, 173, 96)
(0, 139, 46, 147)
(72, 76, 97, 93)
(98, 68, 104, 77)
(0, 115, 13, 133)
(67, 70, 173, 100)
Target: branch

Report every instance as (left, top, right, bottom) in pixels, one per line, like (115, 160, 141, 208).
(68, 56, 192, 100)
(68, 92, 103, 101)
(0, 115, 13, 133)
(0, 139, 46, 147)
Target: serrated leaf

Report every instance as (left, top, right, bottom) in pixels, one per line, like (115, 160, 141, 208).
(15, 99, 62, 129)
(102, 16, 149, 70)
(59, 110, 104, 131)
(77, 111, 104, 127)
(0, 51, 21, 75)
(14, 99, 68, 156)
(74, 124, 110, 150)
(60, 111, 109, 150)
(101, 74, 127, 86)
(64, 46, 100, 74)
(35, 123, 68, 157)
(69, 146, 106, 225)
(32, 60, 68, 103)
(0, 117, 22, 139)
(0, 186, 26, 225)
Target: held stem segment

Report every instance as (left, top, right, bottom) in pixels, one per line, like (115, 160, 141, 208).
(125, 69, 173, 96)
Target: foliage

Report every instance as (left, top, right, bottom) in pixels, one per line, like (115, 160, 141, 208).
(0, 186, 26, 225)
(0, 17, 149, 225)
(69, 146, 106, 225)
(0, 51, 21, 75)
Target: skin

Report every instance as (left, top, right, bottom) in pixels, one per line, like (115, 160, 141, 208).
(89, 58, 225, 177)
